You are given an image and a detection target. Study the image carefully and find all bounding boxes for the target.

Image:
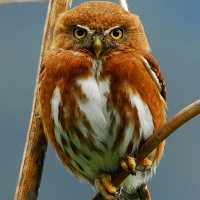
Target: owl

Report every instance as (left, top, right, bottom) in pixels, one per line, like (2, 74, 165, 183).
(40, 1, 166, 200)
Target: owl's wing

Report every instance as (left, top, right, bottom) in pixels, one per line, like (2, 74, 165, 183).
(143, 53, 166, 100)
(119, 183, 151, 200)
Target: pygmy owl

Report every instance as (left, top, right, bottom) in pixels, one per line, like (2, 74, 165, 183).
(40, 1, 166, 199)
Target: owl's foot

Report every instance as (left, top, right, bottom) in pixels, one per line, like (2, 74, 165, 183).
(136, 158, 152, 172)
(121, 157, 152, 174)
(96, 173, 122, 200)
(120, 156, 136, 175)
(142, 158, 152, 168)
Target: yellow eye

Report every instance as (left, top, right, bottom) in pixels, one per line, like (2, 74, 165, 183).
(73, 28, 87, 39)
(110, 28, 123, 40)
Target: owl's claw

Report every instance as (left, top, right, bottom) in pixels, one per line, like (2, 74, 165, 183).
(96, 173, 122, 200)
(114, 187, 122, 198)
(121, 156, 136, 175)
(135, 167, 149, 172)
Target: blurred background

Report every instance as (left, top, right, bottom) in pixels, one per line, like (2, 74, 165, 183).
(0, 0, 200, 199)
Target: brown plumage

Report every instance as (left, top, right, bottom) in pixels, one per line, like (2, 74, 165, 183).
(40, 1, 166, 199)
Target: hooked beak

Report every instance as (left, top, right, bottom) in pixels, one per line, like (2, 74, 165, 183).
(92, 35, 105, 58)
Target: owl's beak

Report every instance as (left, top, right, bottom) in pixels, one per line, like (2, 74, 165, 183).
(92, 35, 105, 58)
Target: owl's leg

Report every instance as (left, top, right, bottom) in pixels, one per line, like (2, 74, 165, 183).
(96, 173, 122, 200)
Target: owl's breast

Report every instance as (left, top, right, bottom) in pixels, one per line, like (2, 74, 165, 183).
(49, 58, 116, 180)
(48, 55, 156, 183)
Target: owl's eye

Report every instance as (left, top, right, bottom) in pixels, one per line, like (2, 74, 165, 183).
(73, 28, 87, 39)
(110, 28, 123, 40)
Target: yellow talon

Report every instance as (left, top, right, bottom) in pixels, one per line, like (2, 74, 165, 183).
(142, 158, 152, 168)
(96, 173, 121, 200)
(121, 156, 136, 174)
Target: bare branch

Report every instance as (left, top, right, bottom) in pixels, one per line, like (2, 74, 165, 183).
(90, 99, 200, 200)
(118, 0, 129, 12)
(14, 1, 72, 199)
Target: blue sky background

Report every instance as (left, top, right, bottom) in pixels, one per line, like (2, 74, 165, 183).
(0, 0, 200, 199)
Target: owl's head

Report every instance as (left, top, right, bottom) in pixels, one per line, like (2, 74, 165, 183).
(51, 1, 150, 58)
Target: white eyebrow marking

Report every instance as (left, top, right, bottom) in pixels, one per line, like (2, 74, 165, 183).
(77, 24, 93, 34)
(104, 26, 121, 35)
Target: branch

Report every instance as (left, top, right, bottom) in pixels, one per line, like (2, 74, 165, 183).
(118, 0, 129, 12)
(90, 99, 200, 200)
(14, 1, 72, 199)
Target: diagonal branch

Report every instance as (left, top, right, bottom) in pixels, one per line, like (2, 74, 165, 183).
(90, 99, 200, 200)
(14, 1, 72, 200)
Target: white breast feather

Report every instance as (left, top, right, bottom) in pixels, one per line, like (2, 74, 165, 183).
(77, 77, 109, 142)
(130, 93, 154, 140)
